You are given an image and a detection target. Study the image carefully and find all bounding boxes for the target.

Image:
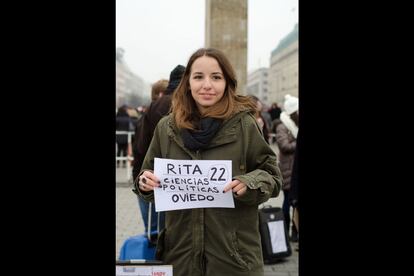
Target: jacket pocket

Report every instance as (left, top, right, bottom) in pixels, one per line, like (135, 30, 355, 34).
(229, 231, 251, 271)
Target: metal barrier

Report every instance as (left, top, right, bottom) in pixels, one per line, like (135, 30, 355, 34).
(116, 131, 134, 183)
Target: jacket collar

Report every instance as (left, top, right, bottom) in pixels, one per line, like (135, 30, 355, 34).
(166, 111, 251, 151)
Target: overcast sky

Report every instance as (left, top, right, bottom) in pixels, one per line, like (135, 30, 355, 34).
(116, 0, 298, 84)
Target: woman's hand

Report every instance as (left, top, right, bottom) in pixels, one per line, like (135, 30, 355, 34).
(223, 179, 247, 196)
(138, 171, 160, 192)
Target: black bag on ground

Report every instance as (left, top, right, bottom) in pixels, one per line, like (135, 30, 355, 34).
(258, 206, 292, 263)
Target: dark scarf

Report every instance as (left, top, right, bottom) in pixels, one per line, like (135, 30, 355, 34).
(181, 118, 222, 151)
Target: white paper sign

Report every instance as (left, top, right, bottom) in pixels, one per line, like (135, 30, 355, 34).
(116, 265, 173, 276)
(154, 158, 234, 211)
(267, 220, 288, 254)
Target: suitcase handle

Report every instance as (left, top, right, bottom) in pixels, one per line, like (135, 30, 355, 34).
(147, 202, 161, 243)
(259, 203, 273, 209)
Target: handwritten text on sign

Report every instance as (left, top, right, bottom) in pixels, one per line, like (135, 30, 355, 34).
(154, 158, 234, 211)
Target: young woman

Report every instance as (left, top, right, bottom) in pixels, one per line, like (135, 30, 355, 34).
(134, 48, 282, 276)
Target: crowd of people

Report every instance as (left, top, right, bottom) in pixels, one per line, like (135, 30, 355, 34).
(116, 47, 299, 276)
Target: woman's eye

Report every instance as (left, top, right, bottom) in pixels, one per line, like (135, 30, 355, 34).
(193, 75, 203, 79)
(213, 76, 222, 80)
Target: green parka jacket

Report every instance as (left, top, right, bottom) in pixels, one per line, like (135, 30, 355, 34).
(136, 110, 282, 276)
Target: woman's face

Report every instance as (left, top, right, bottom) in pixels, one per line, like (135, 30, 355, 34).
(189, 56, 226, 114)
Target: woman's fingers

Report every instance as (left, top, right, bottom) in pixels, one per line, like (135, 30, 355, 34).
(233, 185, 247, 196)
(223, 179, 247, 196)
(139, 171, 160, 191)
(223, 179, 239, 193)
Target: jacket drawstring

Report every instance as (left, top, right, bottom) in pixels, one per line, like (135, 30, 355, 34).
(239, 119, 246, 174)
(166, 136, 171, 159)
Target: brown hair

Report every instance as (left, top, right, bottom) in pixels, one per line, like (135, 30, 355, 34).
(171, 48, 256, 130)
(151, 79, 169, 101)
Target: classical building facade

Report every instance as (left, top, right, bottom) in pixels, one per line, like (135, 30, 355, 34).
(116, 48, 149, 108)
(247, 68, 269, 104)
(205, 0, 247, 94)
(268, 24, 298, 105)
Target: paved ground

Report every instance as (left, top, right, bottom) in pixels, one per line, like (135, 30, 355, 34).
(116, 143, 298, 275)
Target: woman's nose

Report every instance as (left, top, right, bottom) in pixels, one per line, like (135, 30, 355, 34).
(202, 78, 212, 88)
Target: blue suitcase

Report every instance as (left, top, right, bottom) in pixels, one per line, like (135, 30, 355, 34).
(119, 233, 157, 260)
(119, 202, 159, 260)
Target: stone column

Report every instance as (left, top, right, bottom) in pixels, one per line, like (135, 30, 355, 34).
(205, 0, 247, 95)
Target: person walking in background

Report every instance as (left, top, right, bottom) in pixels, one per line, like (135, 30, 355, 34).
(260, 104, 272, 136)
(132, 66, 185, 234)
(150, 79, 169, 102)
(134, 47, 282, 276)
(116, 105, 132, 168)
(268, 102, 282, 122)
(249, 95, 270, 143)
(269, 102, 282, 143)
(289, 129, 300, 251)
(126, 106, 141, 147)
(275, 94, 299, 242)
